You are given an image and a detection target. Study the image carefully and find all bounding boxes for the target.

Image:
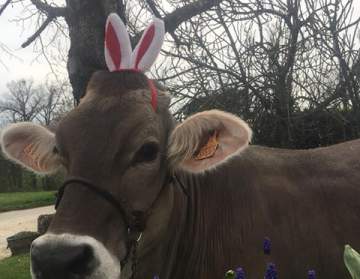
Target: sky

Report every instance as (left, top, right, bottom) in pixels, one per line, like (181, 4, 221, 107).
(0, 0, 360, 96)
(0, 0, 67, 94)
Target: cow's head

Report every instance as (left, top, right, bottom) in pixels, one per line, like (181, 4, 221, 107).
(0, 14, 252, 279)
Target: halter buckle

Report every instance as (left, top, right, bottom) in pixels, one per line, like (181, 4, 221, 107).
(128, 228, 143, 243)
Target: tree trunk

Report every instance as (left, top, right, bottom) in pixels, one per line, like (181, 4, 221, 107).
(64, 0, 125, 102)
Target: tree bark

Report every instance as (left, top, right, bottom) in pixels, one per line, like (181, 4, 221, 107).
(64, 0, 125, 102)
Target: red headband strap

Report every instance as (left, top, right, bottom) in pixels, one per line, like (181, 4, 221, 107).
(148, 79, 158, 112)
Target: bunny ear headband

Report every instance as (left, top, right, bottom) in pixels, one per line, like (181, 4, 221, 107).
(104, 13, 165, 111)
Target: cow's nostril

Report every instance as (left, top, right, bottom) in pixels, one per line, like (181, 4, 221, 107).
(31, 241, 97, 278)
(68, 244, 95, 274)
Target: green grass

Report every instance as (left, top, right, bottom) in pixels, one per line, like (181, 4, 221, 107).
(0, 253, 31, 279)
(0, 191, 55, 212)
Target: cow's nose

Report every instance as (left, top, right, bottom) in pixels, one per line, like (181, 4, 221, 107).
(31, 240, 97, 278)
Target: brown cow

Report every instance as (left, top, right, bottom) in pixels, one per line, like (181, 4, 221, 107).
(1, 70, 360, 279)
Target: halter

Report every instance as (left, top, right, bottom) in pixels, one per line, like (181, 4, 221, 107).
(55, 175, 170, 278)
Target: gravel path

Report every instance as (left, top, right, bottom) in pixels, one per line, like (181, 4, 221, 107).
(0, 206, 54, 260)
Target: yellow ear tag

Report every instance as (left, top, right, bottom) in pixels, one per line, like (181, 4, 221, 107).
(194, 131, 219, 160)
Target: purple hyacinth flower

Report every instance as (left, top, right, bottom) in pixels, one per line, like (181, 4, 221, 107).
(153, 276, 160, 279)
(308, 270, 316, 279)
(263, 237, 271, 255)
(264, 263, 277, 279)
(235, 267, 245, 279)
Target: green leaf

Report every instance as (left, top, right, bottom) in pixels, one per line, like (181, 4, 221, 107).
(344, 245, 360, 279)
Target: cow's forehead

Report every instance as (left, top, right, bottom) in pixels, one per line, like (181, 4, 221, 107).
(55, 70, 171, 165)
(85, 70, 151, 99)
(54, 91, 161, 178)
(57, 89, 158, 145)
(80, 88, 154, 113)
(78, 70, 158, 114)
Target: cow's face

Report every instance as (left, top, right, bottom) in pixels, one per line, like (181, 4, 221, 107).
(1, 71, 252, 279)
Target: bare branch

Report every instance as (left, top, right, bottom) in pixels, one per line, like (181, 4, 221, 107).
(163, 0, 225, 33)
(30, 0, 67, 17)
(145, 0, 162, 18)
(19, 0, 67, 48)
(0, 0, 11, 16)
(21, 16, 53, 48)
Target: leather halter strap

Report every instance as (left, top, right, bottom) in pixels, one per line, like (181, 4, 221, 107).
(55, 174, 171, 271)
(55, 177, 146, 232)
(55, 175, 188, 232)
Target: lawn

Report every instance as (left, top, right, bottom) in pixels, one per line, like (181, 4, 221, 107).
(0, 253, 30, 279)
(0, 191, 55, 212)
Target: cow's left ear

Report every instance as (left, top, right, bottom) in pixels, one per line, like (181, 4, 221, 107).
(1, 122, 61, 174)
(168, 110, 252, 173)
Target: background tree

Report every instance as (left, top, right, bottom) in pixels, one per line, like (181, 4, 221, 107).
(36, 80, 74, 126)
(0, 79, 72, 125)
(0, 79, 42, 123)
(0, 0, 226, 102)
(154, 0, 360, 148)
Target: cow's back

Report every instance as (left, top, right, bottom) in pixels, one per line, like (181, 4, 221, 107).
(175, 139, 360, 279)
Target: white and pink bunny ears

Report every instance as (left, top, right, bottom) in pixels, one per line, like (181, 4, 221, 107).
(104, 13, 165, 111)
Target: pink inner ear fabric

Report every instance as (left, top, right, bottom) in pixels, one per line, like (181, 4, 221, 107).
(135, 24, 155, 69)
(106, 22, 122, 70)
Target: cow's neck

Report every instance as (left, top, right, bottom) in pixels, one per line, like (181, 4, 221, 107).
(130, 170, 233, 279)
(162, 171, 244, 279)
(126, 174, 190, 279)
(163, 172, 218, 279)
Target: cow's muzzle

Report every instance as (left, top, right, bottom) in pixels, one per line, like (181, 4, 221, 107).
(30, 234, 121, 279)
(31, 240, 96, 278)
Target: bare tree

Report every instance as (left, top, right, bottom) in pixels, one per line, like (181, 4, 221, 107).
(0, 78, 72, 126)
(0, 0, 228, 102)
(0, 79, 42, 122)
(310, 0, 360, 136)
(153, 0, 360, 148)
(36, 80, 73, 126)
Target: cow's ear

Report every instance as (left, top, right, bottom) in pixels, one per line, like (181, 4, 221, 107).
(1, 123, 61, 174)
(168, 110, 252, 173)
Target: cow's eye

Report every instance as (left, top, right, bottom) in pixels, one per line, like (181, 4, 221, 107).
(133, 142, 159, 164)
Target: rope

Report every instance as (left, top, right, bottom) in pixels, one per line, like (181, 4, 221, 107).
(130, 240, 138, 279)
